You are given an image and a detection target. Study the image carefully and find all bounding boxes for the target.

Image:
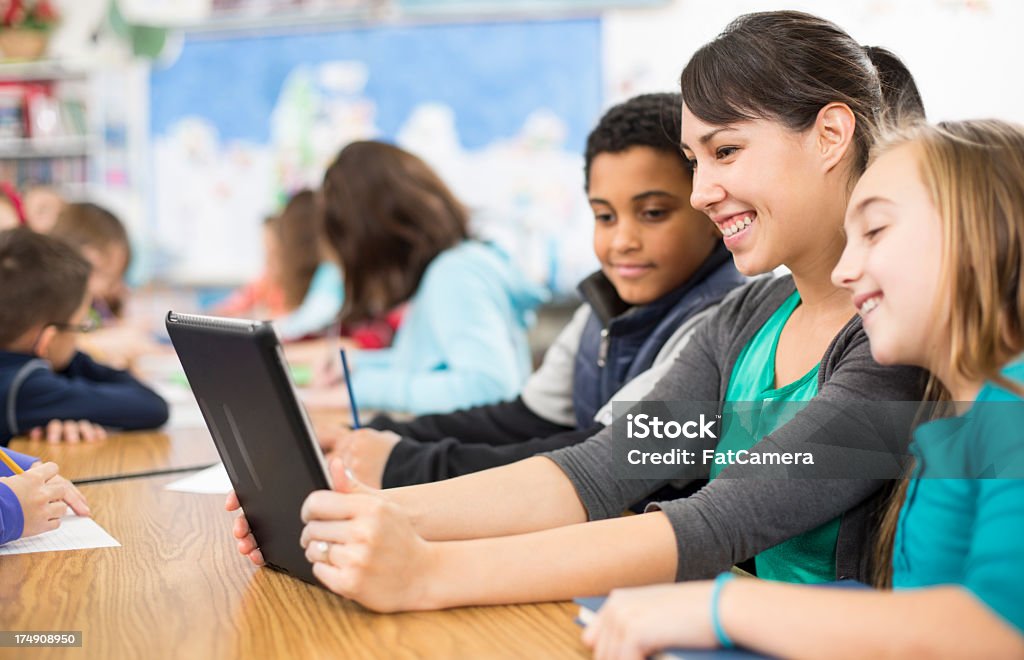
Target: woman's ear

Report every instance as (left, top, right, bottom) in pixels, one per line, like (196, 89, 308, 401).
(33, 325, 57, 360)
(815, 102, 857, 173)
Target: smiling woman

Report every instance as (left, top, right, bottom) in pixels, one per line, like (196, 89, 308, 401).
(679, 9, 925, 280)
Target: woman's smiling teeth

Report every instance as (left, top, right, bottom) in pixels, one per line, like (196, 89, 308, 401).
(859, 296, 881, 315)
(721, 214, 754, 237)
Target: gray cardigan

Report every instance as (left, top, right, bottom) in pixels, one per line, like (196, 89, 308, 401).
(544, 275, 926, 583)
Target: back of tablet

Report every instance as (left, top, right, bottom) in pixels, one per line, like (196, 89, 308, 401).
(165, 312, 331, 586)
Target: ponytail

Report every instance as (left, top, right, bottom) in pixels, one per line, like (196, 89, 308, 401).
(863, 45, 926, 126)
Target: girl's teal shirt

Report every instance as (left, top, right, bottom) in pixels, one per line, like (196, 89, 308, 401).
(713, 291, 836, 584)
(894, 359, 1024, 633)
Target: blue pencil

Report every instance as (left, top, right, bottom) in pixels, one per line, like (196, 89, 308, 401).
(339, 349, 361, 428)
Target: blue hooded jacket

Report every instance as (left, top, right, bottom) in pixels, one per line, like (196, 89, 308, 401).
(351, 241, 548, 414)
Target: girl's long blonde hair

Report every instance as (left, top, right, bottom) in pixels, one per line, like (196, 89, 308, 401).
(870, 119, 1024, 587)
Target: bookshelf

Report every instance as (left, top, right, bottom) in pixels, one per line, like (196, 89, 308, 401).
(0, 60, 98, 200)
(0, 58, 150, 281)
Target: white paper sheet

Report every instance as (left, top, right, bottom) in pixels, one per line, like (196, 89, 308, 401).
(163, 463, 231, 494)
(0, 509, 120, 556)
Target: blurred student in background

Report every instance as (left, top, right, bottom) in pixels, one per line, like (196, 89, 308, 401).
(214, 189, 399, 348)
(50, 202, 132, 322)
(212, 212, 290, 320)
(0, 182, 65, 232)
(22, 183, 65, 234)
(47, 202, 161, 369)
(316, 140, 546, 415)
(0, 228, 168, 445)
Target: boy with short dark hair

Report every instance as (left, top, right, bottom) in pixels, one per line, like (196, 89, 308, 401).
(0, 228, 169, 445)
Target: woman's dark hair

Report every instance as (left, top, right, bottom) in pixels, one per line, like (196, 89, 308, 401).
(680, 10, 925, 174)
(862, 45, 925, 126)
(272, 189, 320, 310)
(321, 141, 469, 323)
(583, 93, 686, 189)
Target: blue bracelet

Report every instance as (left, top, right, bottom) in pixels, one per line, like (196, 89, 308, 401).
(710, 572, 737, 648)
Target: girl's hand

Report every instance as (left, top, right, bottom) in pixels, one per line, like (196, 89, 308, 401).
(225, 490, 265, 567)
(0, 462, 68, 538)
(328, 428, 401, 489)
(582, 582, 719, 660)
(299, 458, 439, 612)
(28, 419, 108, 443)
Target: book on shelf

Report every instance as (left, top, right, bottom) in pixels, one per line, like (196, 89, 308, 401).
(60, 98, 87, 136)
(0, 87, 24, 139)
(0, 79, 89, 144)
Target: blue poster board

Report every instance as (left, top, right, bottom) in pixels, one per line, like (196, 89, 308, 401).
(149, 17, 603, 289)
(151, 18, 601, 153)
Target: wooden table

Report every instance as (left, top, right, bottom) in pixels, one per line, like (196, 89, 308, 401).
(6, 427, 220, 483)
(2, 411, 588, 659)
(0, 474, 588, 659)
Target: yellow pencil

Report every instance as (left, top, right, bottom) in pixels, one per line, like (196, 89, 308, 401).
(0, 449, 25, 475)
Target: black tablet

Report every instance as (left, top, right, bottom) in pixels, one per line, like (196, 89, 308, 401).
(165, 311, 331, 586)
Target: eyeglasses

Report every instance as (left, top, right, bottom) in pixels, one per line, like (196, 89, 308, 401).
(48, 316, 101, 334)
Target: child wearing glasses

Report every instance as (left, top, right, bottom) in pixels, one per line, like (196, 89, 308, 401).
(0, 228, 168, 445)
